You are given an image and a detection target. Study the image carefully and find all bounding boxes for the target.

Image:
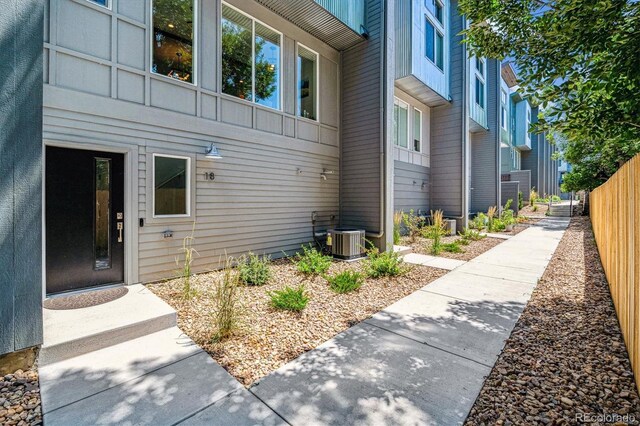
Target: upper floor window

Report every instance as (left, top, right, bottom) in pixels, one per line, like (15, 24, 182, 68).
(297, 44, 318, 121)
(221, 3, 281, 110)
(151, 0, 195, 84)
(87, 0, 110, 8)
(500, 89, 508, 130)
(526, 108, 532, 141)
(474, 58, 485, 109)
(393, 98, 409, 149)
(434, 0, 444, 23)
(425, 18, 444, 71)
(413, 108, 422, 152)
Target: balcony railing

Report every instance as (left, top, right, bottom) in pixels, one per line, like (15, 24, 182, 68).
(314, 0, 365, 35)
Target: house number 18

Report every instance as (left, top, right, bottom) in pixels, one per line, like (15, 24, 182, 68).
(204, 172, 215, 181)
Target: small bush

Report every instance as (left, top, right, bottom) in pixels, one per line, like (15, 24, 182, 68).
(533, 204, 539, 212)
(177, 223, 198, 299)
(402, 209, 425, 243)
(491, 218, 506, 231)
(424, 210, 446, 255)
(470, 213, 488, 230)
(551, 195, 561, 202)
(365, 248, 405, 278)
(487, 206, 498, 231)
(239, 253, 271, 286)
(326, 270, 364, 294)
(441, 241, 463, 253)
(212, 256, 242, 342)
(295, 245, 332, 275)
(458, 238, 470, 246)
(268, 286, 309, 311)
(529, 188, 538, 206)
(518, 191, 524, 210)
(393, 211, 403, 245)
(459, 227, 485, 241)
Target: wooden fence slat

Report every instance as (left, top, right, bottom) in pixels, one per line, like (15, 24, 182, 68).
(591, 154, 640, 391)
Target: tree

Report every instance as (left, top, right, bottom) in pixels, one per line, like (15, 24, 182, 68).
(459, 0, 640, 191)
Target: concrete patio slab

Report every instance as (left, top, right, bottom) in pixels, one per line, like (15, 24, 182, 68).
(40, 327, 201, 413)
(44, 351, 243, 426)
(365, 290, 520, 366)
(402, 253, 466, 270)
(251, 322, 490, 426)
(481, 232, 512, 240)
(454, 261, 542, 284)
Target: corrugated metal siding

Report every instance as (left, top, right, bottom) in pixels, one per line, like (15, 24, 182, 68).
(394, 0, 411, 78)
(394, 161, 430, 213)
(0, 0, 44, 355)
(429, 0, 464, 217)
(314, 0, 365, 34)
(470, 59, 500, 213)
(340, 0, 384, 231)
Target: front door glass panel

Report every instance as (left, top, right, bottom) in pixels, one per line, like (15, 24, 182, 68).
(95, 158, 111, 270)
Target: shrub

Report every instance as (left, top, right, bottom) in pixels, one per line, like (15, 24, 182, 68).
(470, 213, 488, 230)
(326, 270, 364, 294)
(551, 195, 561, 202)
(458, 237, 470, 246)
(424, 210, 446, 254)
(487, 206, 498, 231)
(518, 191, 524, 210)
(365, 247, 405, 278)
(529, 188, 538, 206)
(212, 256, 242, 342)
(393, 211, 403, 245)
(533, 204, 539, 212)
(177, 223, 198, 299)
(491, 218, 506, 232)
(239, 253, 271, 286)
(295, 244, 332, 275)
(459, 227, 485, 241)
(442, 241, 463, 253)
(402, 209, 425, 243)
(268, 286, 309, 311)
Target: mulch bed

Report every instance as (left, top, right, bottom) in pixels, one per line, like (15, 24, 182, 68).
(401, 235, 504, 261)
(465, 216, 640, 425)
(519, 203, 549, 219)
(148, 259, 447, 386)
(0, 367, 42, 425)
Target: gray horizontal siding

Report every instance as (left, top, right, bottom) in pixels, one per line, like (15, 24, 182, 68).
(394, 161, 430, 214)
(340, 0, 383, 231)
(501, 181, 520, 215)
(506, 170, 531, 201)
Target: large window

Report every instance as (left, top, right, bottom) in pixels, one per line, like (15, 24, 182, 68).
(414, 108, 422, 152)
(474, 58, 485, 109)
(297, 44, 318, 120)
(425, 18, 444, 71)
(153, 154, 190, 217)
(501, 90, 508, 130)
(393, 99, 409, 149)
(221, 3, 281, 110)
(152, 0, 195, 83)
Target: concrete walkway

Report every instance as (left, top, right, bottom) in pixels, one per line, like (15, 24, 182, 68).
(251, 218, 570, 425)
(402, 252, 467, 270)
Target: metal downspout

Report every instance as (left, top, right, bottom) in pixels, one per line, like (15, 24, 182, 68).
(461, 17, 469, 227)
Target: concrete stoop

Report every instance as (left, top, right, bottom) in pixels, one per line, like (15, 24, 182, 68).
(40, 284, 176, 366)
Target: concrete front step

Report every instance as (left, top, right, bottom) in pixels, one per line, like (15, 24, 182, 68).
(40, 284, 176, 366)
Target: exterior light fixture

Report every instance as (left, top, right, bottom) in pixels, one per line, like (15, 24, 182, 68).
(205, 143, 223, 159)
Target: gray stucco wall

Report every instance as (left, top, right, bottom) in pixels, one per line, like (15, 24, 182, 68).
(470, 59, 500, 214)
(0, 0, 44, 355)
(393, 161, 430, 214)
(430, 0, 465, 218)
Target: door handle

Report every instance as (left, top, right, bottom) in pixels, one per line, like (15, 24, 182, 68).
(117, 222, 123, 242)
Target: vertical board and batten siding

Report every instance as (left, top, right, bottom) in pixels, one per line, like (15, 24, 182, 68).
(394, 0, 411, 79)
(429, 0, 464, 217)
(0, 0, 44, 355)
(43, 0, 341, 283)
(590, 153, 640, 391)
(340, 0, 385, 232)
(470, 59, 500, 213)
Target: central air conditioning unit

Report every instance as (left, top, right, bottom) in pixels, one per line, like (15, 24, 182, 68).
(327, 228, 366, 260)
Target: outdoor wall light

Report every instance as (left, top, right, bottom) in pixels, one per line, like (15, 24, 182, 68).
(205, 143, 223, 159)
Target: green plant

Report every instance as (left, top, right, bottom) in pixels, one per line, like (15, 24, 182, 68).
(491, 218, 507, 232)
(365, 247, 405, 278)
(551, 195, 562, 202)
(442, 241, 463, 253)
(425, 210, 446, 255)
(458, 237, 470, 246)
(295, 244, 332, 275)
(518, 191, 524, 210)
(326, 270, 364, 294)
(504, 199, 513, 211)
(402, 209, 425, 243)
(459, 227, 486, 241)
(212, 256, 242, 342)
(177, 223, 198, 299)
(268, 286, 309, 311)
(529, 188, 538, 206)
(533, 204, 539, 212)
(470, 213, 488, 230)
(393, 211, 403, 245)
(487, 206, 497, 231)
(238, 253, 271, 286)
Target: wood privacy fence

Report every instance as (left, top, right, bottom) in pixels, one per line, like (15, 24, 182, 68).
(590, 153, 640, 390)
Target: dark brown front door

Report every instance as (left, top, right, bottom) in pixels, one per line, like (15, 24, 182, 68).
(46, 147, 125, 294)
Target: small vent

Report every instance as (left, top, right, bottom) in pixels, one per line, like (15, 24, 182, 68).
(328, 229, 366, 260)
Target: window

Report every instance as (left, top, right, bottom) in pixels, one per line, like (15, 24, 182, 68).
(88, 0, 109, 7)
(526, 108, 532, 141)
(94, 158, 111, 269)
(153, 154, 190, 217)
(500, 90, 508, 130)
(474, 57, 485, 109)
(413, 108, 422, 152)
(297, 44, 318, 120)
(425, 18, 444, 71)
(475, 78, 485, 108)
(221, 3, 281, 110)
(476, 57, 484, 77)
(434, 0, 443, 23)
(393, 99, 409, 149)
(152, 0, 195, 83)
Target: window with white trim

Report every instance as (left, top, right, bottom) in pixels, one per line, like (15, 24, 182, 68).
(474, 58, 486, 109)
(221, 3, 281, 110)
(526, 107, 532, 143)
(425, 18, 444, 71)
(88, 0, 110, 8)
(500, 89, 508, 130)
(413, 108, 422, 152)
(151, 0, 195, 83)
(153, 154, 190, 217)
(297, 44, 318, 121)
(393, 98, 409, 149)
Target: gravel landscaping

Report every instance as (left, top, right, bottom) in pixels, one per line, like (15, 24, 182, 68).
(401, 234, 504, 261)
(149, 258, 447, 386)
(0, 367, 42, 425)
(466, 217, 640, 425)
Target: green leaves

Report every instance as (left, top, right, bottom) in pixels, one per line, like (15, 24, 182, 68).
(460, 0, 640, 190)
